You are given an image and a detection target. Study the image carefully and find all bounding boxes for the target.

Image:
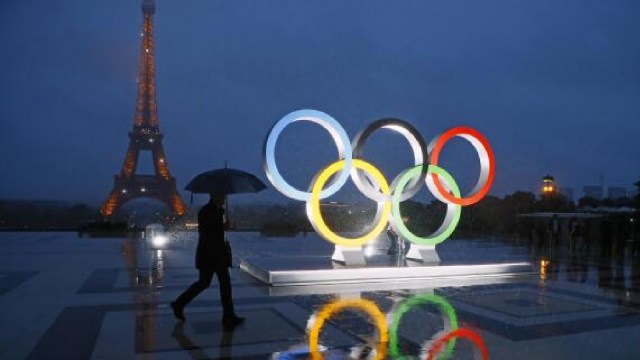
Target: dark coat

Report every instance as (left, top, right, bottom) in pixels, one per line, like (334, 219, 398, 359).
(195, 202, 227, 270)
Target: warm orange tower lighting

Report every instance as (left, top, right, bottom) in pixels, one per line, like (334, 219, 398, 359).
(101, 0, 185, 217)
(541, 174, 556, 196)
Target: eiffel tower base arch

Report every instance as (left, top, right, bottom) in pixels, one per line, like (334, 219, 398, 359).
(101, 175, 186, 218)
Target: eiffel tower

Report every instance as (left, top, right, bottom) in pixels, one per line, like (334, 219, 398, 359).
(101, 0, 186, 218)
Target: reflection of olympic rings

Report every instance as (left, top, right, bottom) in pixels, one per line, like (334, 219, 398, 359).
(307, 298, 388, 360)
(426, 328, 489, 360)
(389, 294, 459, 359)
(263, 109, 495, 247)
(307, 295, 488, 359)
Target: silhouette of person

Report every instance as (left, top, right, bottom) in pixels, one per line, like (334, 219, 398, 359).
(569, 216, 583, 254)
(171, 193, 244, 329)
(386, 226, 399, 256)
(547, 214, 560, 250)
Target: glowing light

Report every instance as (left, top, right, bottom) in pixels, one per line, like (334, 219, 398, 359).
(364, 245, 376, 257)
(540, 259, 550, 282)
(542, 175, 556, 195)
(307, 298, 388, 360)
(100, 0, 187, 219)
(151, 235, 167, 248)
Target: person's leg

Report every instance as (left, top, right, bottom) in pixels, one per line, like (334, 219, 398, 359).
(215, 266, 244, 328)
(175, 268, 214, 308)
(215, 266, 235, 318)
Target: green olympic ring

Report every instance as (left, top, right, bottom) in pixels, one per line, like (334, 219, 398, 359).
(391, 165, 462, 246)
(389, 293, 459, 360)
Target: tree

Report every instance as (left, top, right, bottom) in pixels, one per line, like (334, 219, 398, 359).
(469, 195, 507, 234)
(537, 193, 574, 212)
(502, 191, 537, 233)
(578, 196, 600, 209)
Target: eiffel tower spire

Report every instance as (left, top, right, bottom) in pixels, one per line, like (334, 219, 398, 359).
(101, 0, 186, 217)
(135, 0, 159, 129)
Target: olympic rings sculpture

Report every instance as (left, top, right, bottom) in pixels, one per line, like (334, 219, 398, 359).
(306, 294, 488, 360)
(263, 109, 495, 248)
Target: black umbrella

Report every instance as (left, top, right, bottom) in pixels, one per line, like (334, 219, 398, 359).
(185, 168, 267, 195)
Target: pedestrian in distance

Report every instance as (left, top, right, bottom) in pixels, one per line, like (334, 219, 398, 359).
(171, 193, 244, 329)
(548, 214, 560, 246)
(569, 216, 586, 254)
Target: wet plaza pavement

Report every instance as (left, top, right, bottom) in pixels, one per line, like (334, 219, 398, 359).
(1, 231, 640, 359)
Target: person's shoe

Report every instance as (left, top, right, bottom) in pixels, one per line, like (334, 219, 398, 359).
(222, 315, 244, 329)
(170, 301, 185, 321)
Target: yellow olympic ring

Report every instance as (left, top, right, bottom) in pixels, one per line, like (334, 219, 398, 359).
(307, 298, 388, 360)
(307, 159, 392, 247)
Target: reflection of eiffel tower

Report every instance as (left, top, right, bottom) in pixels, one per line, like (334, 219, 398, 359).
(101, 0, 186, 217)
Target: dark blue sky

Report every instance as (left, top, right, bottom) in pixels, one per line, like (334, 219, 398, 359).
(1, 0, 639, 205)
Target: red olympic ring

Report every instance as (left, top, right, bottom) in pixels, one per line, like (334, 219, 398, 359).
(430, 126, 495, 206)
(426, 327, 489, 360)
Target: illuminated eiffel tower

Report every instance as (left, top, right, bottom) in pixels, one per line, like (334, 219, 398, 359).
(101, 0, 186, 217)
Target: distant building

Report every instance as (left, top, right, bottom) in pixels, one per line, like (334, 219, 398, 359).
(541, 175, 556, 196)
(607, 187, 628, 199)
(583, 185, 603, 200)
(559, 187, 574, 202)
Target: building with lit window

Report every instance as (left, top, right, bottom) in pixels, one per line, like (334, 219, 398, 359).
(541, 175, 556, 196)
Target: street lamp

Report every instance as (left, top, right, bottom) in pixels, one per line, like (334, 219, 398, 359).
(542, 175, 556, 196)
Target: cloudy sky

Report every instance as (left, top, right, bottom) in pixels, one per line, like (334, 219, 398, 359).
(1, 0, 639, 206)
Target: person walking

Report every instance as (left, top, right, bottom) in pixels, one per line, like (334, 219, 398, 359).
(171, 193, 244, 328)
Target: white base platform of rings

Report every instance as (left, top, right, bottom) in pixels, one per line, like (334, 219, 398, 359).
(240, 256, 534, 287)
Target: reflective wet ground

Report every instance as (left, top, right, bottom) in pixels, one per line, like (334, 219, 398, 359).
(1, 231, 640, 359)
